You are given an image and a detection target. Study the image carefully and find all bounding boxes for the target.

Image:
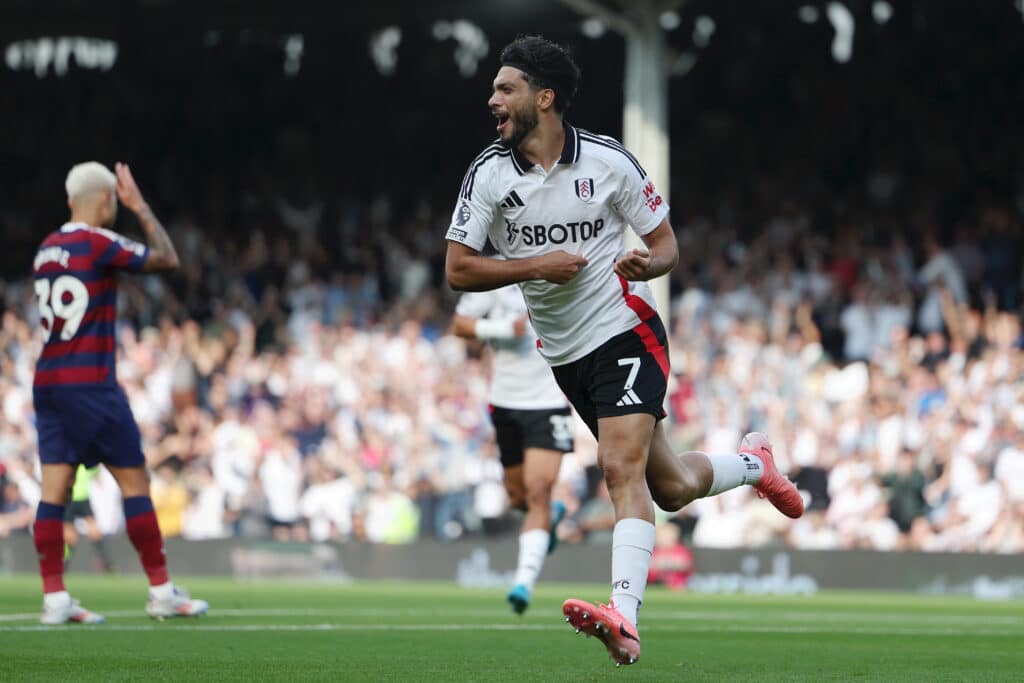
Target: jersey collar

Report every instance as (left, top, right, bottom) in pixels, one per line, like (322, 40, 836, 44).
(510, 121, 581, 175)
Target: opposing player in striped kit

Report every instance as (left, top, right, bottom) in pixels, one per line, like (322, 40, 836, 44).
(31, 161, 208, 624)
(445, 36, 803, 666)
(452, 281, 573, 614)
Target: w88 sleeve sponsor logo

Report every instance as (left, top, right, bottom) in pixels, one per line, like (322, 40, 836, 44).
(642, 181, 663, 213)
(520, 218, 604, 246)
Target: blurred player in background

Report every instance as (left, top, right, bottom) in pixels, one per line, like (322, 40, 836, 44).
(62, 465, 114, 573)
(31, 161, 208, 624)
(445, 36, 803, 665)
(451, 276, 572, 614)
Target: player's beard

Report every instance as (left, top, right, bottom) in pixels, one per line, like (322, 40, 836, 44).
(500, 107, 539, 150)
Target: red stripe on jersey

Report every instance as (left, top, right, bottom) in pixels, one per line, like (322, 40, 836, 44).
(618, 275, 669, 379)
(108, 248, 136, 267)
(66, 255, 103, 271)
(39, 335, 115, 360)
(80, 305, 117, 324)
(44, 231, 92, 247)
(86, 279, 115, 297)
(34, 366, 110, 386)
(617, 275, 657, 322)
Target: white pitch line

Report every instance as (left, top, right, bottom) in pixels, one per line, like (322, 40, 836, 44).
(1, 606, 1022, 626)
(0, 623, 1021, 636)
(0, 608, 514, 622)
(0, 623, 557, 633)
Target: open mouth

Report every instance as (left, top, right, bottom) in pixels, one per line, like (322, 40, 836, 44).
(495, 112, 510, 133)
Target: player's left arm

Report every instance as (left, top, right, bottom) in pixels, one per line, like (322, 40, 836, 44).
(451, 291, 526, 340)
(607, 147, 676, 282)
(451, 314, 527, 340)
(613, 218, 678, 282)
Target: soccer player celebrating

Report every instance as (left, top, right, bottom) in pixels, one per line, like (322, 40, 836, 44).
(451, 280, 573, 614)
(31, 161, 208, 624)
(444, 36, 802, 665)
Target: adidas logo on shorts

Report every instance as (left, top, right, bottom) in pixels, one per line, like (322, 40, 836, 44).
(616, 389, 642, 406)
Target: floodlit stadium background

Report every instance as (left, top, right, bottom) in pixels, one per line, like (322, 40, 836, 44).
(1, 1, 1023, 592)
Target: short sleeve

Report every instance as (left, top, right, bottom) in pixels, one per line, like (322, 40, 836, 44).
(90, 228, 149, 272)
(445, 158, 498, 252)
(608, 145, 670, 237)
(454, 290, 496, 318)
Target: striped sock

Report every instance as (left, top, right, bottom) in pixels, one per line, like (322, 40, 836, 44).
(34, 502, 66, 594)
(124, 496, 169, 586)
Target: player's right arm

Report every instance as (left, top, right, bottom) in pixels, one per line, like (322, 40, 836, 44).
(446, 242, 588, 291)
(114, 162, 180, 272)
(444, 154, 587, 291)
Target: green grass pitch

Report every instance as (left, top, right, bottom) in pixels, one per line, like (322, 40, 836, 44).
(1, 575, 1021, 681)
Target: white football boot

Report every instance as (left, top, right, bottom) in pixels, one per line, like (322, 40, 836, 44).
(146, 584, 209, 620)
(40, 593, 105, 625)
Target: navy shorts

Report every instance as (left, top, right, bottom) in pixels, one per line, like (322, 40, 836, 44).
(64, 500, 95, 521)
(489, 405, 574, 467)
(551, 314, 670, 439)
(34, 386, 145, 469)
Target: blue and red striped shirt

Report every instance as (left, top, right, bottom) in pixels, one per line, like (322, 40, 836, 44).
(32, 222, 148, 388)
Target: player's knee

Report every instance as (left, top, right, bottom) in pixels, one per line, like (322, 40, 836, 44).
(504, 483, 526, 511)
(112, 466, 151, 497)
(598, 451, 645, 490)
(523, 479, 553, 511)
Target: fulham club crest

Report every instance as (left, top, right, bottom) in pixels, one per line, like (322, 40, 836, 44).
(574, 178, 595, 202)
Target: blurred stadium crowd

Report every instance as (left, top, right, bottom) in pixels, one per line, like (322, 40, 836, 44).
(1, 194, 1022, 554)
(1, 3, 1023, 555)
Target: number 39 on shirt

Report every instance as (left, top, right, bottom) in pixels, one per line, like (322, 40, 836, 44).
(35, 275, 89, 342)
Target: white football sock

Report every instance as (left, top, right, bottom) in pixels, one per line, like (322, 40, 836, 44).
(513, 529, 550, 590)
(149, 581, 174, 600)
(705, 453, 764, 496)
(610, 518, 655, 628)
(44, 590, 70, 608)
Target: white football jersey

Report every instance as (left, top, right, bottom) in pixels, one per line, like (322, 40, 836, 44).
(455, 285, 569, 410)
(446, 123, 670, 366)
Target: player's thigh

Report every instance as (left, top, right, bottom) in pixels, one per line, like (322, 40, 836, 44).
(522, 447, 563, 493)
(596, 413, 656, 474)
(106, 465, 151, 498)
(503, 464, 526, 505)
(39, 463, 77, 505)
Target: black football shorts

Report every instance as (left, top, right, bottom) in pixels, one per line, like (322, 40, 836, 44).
(551, 314, 670, 438)
(489, 405, 575, 467)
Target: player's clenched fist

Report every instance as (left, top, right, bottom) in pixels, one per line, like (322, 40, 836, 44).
(536, 251, 588, 284)
(614, 248, 652, 281)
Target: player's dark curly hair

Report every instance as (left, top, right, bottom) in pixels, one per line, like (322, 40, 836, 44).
(499, 35, 580, 114)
